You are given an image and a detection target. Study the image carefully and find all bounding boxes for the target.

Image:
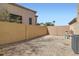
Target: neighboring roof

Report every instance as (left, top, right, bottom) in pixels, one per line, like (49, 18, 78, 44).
(9, 3, 36, 13)
(69, 18, 77, 25)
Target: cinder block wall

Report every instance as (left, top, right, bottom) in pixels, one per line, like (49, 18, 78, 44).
(26, 25, 48, 40)
(0, 22, 48, 45)
(0, 22, 26, 45)
(47, 26, 70, 36)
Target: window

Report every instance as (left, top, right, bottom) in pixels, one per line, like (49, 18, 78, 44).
(29, 18, 32, 25)
(9, 14, 22, 23)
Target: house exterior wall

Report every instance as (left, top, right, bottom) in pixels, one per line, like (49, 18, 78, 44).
(69, 22, 79, 35)
(0, 3, 37, 25)
(77, 4, 79, 22)
(69, 4, 79, 35)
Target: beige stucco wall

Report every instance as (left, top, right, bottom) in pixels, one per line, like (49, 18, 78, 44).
(68, 4, 79, 35)
(47, 26, 70, 36)
(26, 25, 48, 40)
(0, 22, 26, 45)
(69, 22, 79, 35)
(0, 22, 48, 45)
(0, 3, 37, 25)
(69, 4, 79, 35)
(77, 3, 79, 22)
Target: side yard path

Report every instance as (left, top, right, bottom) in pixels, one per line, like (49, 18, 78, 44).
(0, 35, 78, 56)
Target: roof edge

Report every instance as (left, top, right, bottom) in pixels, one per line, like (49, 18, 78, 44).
(68, 18, 77, 25)
(8, 3, 37, 13)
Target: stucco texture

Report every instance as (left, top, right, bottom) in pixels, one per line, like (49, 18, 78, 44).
(0, 3, 36, 25)
(47, 26, 70, 36)
(26, 25, 48, 40)
(0, 22, 48, 45)
(0, 22, 25, 45)
(70, 22, 79, 35)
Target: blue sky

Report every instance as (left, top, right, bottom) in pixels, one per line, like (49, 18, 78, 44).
(18, 3, 76, 26)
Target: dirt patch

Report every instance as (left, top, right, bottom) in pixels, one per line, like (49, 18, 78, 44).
(0, 35, 78, 56)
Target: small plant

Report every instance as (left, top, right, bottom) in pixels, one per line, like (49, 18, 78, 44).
(39, 22, 55, 26)
(0, 8, 10, 22)
(0, 7, 22, 24)
(44, 22, 54, 26)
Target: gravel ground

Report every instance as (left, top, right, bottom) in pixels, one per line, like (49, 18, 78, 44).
(0, 35, 79, 56)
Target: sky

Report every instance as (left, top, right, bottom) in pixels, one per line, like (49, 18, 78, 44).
(18, 3, 76, 26)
